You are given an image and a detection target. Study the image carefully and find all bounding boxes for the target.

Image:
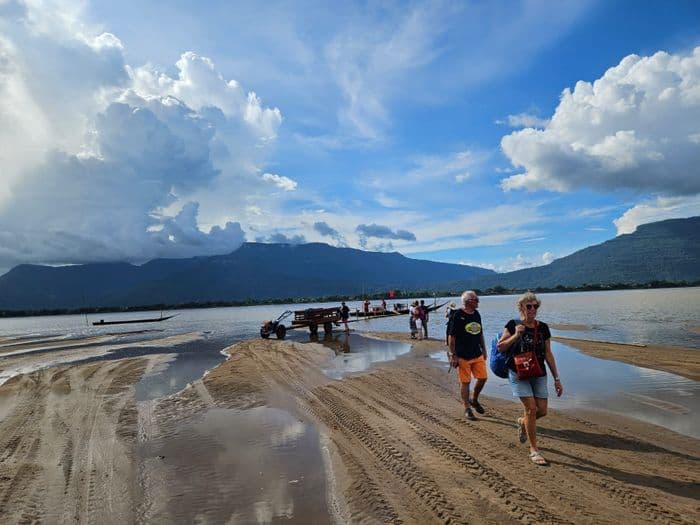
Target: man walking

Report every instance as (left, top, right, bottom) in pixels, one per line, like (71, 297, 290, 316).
(448, 291, 488, 420)
(340, 301, 350, 332)
(420, 299, 429, 338)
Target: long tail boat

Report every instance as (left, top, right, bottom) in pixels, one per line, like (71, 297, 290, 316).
(92, 313, 178, 326)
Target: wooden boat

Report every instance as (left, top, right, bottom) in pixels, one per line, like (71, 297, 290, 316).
(352, 307, 400, 318)
(92, 314, 177, 326)
(353, 301, 448, 317)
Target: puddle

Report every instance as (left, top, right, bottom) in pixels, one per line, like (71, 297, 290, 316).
(133, 339, 226, 401)
(139, 406, 330, 524)
(309, 333, 411, 379)
(134, 351, 224, 401)
(431, 341, 700, 438)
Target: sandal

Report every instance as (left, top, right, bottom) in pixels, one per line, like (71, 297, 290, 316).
(517, 418, 527, 443)
(529, 450, 548, 466)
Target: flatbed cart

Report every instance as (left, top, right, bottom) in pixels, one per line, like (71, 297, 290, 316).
(260, 307, 342, 339)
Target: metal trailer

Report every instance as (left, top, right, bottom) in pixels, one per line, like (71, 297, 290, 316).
(260, 307, 342, 339)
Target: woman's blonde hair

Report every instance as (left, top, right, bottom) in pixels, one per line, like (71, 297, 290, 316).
(516, 291, 541, 320)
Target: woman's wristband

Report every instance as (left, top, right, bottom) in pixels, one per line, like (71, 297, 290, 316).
(554, 377, 560, 382)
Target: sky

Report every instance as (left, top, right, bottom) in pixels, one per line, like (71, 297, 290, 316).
(1, 0, 699, 275)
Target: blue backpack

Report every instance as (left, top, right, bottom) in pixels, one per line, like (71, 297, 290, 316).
(489, 320, 518, 378)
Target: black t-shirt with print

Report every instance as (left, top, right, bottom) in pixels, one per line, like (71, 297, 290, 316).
(449, 309, 484, 360)
(505, 320, 551, 372)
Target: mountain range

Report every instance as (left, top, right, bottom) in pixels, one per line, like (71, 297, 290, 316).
(0, 216, 698, 312)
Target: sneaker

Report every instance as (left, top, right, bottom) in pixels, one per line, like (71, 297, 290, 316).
(465, 407, 477, 421)
(470, 398, 485, 414)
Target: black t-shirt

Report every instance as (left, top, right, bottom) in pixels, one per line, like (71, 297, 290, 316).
(505, 320, 551, 372)
(340, 305, 350, 320)
(449, 309, 484, 359)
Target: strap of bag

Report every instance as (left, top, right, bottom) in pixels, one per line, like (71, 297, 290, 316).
(532, 320, 539, 353)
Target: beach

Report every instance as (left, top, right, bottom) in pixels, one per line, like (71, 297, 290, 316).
(0, 332, 698, 523)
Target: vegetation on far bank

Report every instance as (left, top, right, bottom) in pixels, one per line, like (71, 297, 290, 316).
(1, 279, 698, 319)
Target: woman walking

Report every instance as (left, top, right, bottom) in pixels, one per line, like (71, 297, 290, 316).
(411, 301, 424, 340)
(409, 301, 419, 339)
(497, 292, 563, 465)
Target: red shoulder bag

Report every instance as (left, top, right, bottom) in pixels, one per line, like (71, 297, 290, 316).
(513, 321, 545, 379)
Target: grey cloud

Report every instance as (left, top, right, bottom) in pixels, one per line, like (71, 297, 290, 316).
(0, 96, 245, 270)
(0, 0, 27, 20)
(256, 233, 306, 245)
(356, 223, 416, 241)
(314, 221, 339, 237)
(356, 223, 416, 249)
(371, 241, 395, 252)
(313, 221, 347, 246)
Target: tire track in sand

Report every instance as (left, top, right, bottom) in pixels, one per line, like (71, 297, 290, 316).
(353, 371, 692, 525)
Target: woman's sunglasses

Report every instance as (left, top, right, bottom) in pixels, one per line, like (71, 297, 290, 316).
(525, 304, 539, 310)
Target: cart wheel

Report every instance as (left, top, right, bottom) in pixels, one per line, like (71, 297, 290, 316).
(276, 325, 287, 339)
(260, 328, 270, 339)
(323, 322, 333, 334)
(309, 324, 318, 335)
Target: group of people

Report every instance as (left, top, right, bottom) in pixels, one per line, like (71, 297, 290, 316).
(445, 290, 563, 466)
(409, 300, 430, 339)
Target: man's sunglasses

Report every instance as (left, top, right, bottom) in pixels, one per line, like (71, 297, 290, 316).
(525, 304, 539, 310)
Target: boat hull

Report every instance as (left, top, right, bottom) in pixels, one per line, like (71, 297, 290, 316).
(92, 314, 176, 326)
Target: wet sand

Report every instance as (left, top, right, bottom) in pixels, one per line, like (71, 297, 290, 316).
(553, 336, 700, 382)
(0, 332, 698, 523)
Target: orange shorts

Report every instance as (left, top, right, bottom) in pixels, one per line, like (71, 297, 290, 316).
(457, 355, 487, 383)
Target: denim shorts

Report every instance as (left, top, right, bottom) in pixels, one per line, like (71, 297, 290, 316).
(508, 369, 548, 399)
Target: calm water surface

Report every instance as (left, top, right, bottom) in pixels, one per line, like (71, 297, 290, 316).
(139, 406, 329, 524)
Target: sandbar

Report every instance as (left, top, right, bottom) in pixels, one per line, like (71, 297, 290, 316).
(0, 331, 697, 524)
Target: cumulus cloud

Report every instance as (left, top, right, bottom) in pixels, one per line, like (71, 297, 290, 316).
(613, 195, 700, 234)
(541, 251, 555, 265)
(128, 52, 281, 141)
(503, 252, 556, 272)
(356, 223, 416, 248)
(262, 173, 298, 191)
(461, 250, 556, 273)
(501, 47, 700, 195)
(0, 1, 282, 272)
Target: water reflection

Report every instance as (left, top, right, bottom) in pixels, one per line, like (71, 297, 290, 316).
(431, 341, 700, 439)
(140, 406, 330, 524)
(314, 333, 411, 379)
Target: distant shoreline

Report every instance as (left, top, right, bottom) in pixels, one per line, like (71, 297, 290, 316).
(1, 281, 698, 319)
